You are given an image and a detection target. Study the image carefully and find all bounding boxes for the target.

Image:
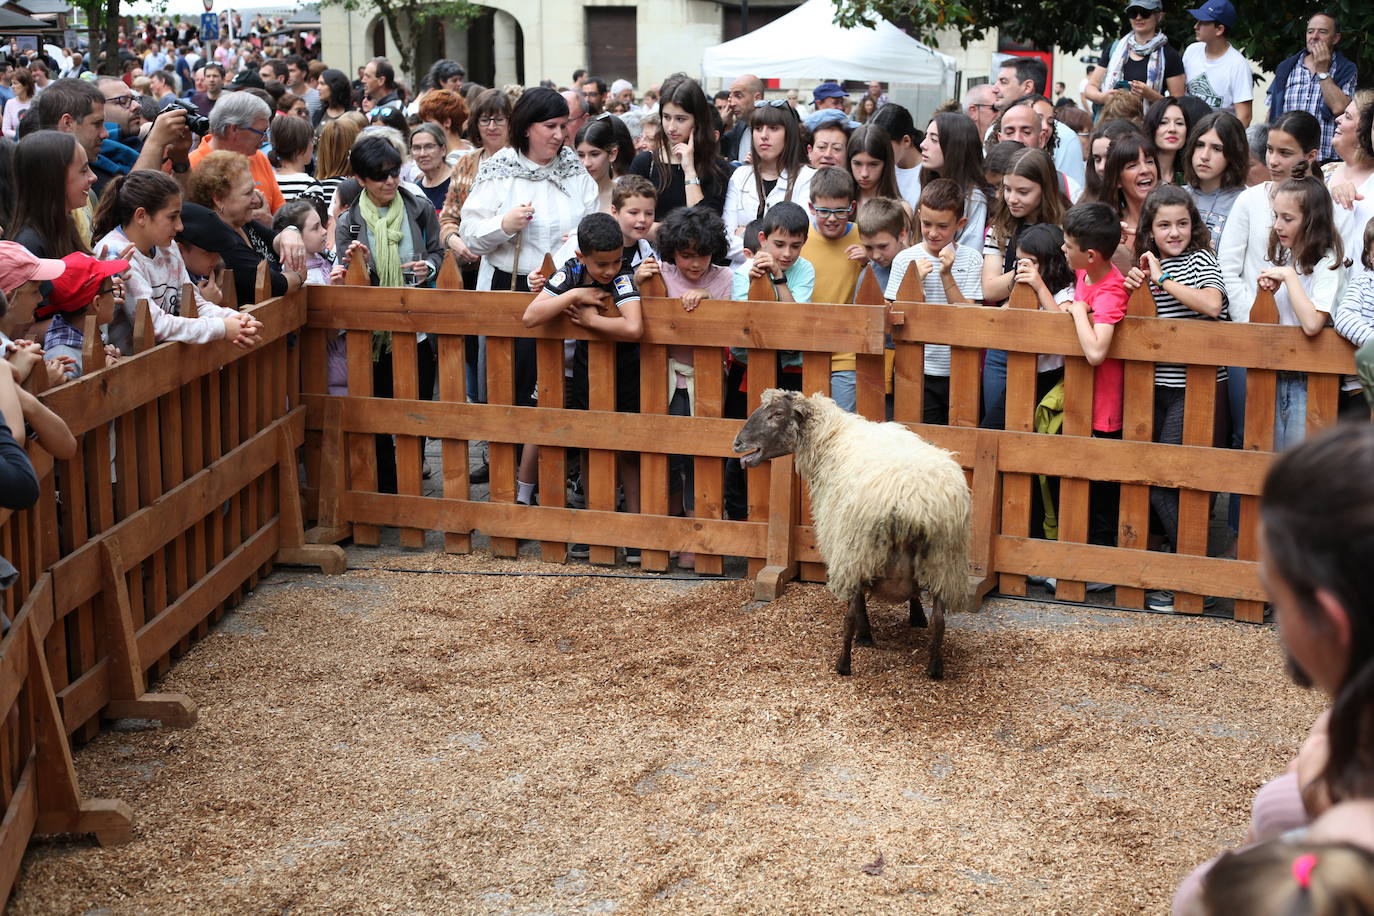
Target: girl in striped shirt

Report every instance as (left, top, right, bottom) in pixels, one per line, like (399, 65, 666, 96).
(1123, 184, 1229, 610)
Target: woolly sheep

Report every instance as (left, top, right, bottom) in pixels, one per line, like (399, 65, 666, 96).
(732, 390, 972, 678)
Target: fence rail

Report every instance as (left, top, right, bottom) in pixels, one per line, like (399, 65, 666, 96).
(0, 249, 1361, 907)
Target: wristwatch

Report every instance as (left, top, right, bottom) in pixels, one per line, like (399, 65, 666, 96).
(1317, 71, 1331, 81)
(771, 274, 788, 286)
(1153, 272, 1173, 286)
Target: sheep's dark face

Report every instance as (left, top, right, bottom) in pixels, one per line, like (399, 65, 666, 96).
(733, 389, 804, 468)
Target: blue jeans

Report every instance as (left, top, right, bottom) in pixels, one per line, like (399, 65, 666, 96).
(980, 349, 1007, 429)
(830, 370, 856, 413)
(1274, 372, 1308, 451)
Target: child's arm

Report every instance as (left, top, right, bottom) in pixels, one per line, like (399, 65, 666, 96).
(572, 296, 643, 341)
(1260, 266, 1330, 336)
(982, 251, 1013, 305)
(522, 287, 605, 328)
(16, 387, 76, 459)
(749, 253, 796, 302)
(1334, 277, 1374, 346)
(940, 247, 969, 304)
(1060, 299, 1116, 365)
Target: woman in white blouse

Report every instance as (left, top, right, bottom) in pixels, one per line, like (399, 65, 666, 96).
(722, 100, 815, 263)
(459, 87, 598, 495)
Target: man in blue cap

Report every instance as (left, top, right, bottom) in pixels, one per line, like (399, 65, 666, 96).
(812, 81, 848, 112)
(1182, 0, 1255, 125)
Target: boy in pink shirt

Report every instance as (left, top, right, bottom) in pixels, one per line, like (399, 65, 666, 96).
(1060, 202, 1130, 546)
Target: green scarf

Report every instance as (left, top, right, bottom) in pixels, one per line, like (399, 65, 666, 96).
(359, 192, 406, 356)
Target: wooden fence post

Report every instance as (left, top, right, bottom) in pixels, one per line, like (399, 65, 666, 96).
(636, 272, 671, 572)
(999, 281, 1039, 597)
(1115, 282, 1157, 609)
(1235, 289, 1280, 624)
(273, 423, 347, 573)
(434, 252, 473, 555)
(98, 539, 198, 727)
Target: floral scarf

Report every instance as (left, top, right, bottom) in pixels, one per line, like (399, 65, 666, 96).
(1103, 31, 1169, 94)
(470, 145, 585, 194)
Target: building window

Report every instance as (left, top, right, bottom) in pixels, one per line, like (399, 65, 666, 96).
(585, 8, 636, 85)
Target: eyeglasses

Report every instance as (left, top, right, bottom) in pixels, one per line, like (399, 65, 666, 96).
(1126, 7, 1155, 17)
(812, 204, 853, 219)
(477, 116, 508, 127)
(105, 94, 140, 108)
(970, 103, 997, 111)
(242, 124, 270, 141)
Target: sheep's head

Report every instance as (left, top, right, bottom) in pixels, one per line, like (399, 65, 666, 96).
(733, 389, 808, 468)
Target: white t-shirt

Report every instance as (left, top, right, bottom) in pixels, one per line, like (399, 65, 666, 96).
(894, 163, 922, 211)
(1182, 42, 1255, 113)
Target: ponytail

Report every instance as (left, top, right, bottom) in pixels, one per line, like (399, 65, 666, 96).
(92, 169, 182, 242)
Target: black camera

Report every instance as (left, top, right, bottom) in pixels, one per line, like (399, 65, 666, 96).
(160, 98, 210, 136)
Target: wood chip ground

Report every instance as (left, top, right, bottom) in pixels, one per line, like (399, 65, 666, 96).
(14, 549, 1322, 915)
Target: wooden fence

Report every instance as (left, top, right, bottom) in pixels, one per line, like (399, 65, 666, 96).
(302, 253, 1360, 624)
(0, 248, 1359, 906)
(0, 271, 343, 906)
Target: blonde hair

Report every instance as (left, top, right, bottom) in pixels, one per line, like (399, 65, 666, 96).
(187, 150, 251, 209)
(316, 116, 363, 180)
(1197, 841, 1374, 916)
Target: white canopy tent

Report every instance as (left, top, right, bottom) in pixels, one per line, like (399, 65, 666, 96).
(701, 0, 956, 93)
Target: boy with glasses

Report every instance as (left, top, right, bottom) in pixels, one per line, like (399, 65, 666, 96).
(801, 167, 867, 411)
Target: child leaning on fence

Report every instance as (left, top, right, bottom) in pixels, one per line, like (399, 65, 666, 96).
(656, 205, 732, 570)
(40, 252, 129, 380)
(1256, 162, 1350, 448)
(1121, 186, 1228, 546)
(521, 212, 645, 546)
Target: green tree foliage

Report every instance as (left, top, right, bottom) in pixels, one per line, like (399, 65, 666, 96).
(317, 0, 482, 82)
(833, 0, 1374, 82)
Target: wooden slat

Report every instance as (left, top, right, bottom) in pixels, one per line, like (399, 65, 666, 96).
(389, 334, 424, 549)
(1052, 358, 1094, 603)
(586, 340, 617, 566)
(535, 337, 566, 563)
(1116, 283, 1157, 609)
(436, 334, 471, 554)
(1172, 366, 1218, 615)
(692, 344, 725, 576)
(345, 329, 379, 546)
(1235, 290, 1280, 623)
(638, 343, 670, 572)
(487, 335, 519, 559)
(999, 282, 1038, 598)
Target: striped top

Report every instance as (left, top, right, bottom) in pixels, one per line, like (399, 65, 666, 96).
(1148, 247, 1228, 387)
(275, 171, 326, 204)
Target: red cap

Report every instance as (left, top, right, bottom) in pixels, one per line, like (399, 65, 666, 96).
(36, 252, 129, 319)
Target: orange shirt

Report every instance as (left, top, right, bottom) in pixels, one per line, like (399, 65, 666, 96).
(188, 142, 286, 214)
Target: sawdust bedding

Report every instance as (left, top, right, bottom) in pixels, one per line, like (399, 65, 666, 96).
(14, 553, 1323, 915)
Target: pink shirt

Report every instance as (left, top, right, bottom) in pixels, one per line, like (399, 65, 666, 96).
(1074, 266, 1129, 433)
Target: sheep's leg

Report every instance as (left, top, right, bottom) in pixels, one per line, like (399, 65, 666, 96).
(836, 593, 864, 676)
(854, 593, 876, 647)
(909, 578, 927, 628)
(926, 597, 946, 680)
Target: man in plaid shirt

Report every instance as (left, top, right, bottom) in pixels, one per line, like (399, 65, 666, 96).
(1266, 12, 1357, 162)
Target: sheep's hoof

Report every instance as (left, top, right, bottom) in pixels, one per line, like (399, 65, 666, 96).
(910, 600, 928, 628)
(927, 658, 944, 680)
(855, 633, 876, 648)
(835, 658, 852, 676)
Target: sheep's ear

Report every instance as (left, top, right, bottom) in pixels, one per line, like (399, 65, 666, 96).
(758, 388, 784, 408)
(790, 393, 817, 426)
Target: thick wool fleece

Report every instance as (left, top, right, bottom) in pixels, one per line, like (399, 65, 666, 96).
(784, 391, 971, 613)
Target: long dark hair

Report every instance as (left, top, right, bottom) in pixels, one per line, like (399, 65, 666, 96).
(576, 115, 632, 177)
(1267, 161, 1347, 275)
(1183, 110, 1249, 191)
(1014, 223, 1074, 293)
(919, 111, 987, 198)
(653, 73, 724, 192)
(1083, 118, 1144, 203)
(92, 168, 181, 241)
(316, 68, 353, 119)
(988, 147, 1067, 247)
(1098, 133, 1158, 216)
(1135, 185, 1211, 258)
(9, 130, 88, 255)
(846, 123, 901, 200)
(1262, 423, 1374, 802)
(747, 100, 806, 217)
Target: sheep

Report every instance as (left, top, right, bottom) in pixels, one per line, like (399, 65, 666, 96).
(732, 390, 972, 678)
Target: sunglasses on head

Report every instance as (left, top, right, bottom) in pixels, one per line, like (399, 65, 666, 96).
(370, 106, 398, 120)
(754, 99, 791, 109)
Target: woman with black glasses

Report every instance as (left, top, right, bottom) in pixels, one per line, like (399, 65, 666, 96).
(1083, 0, 1186, 108)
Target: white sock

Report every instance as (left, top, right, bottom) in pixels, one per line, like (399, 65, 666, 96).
(516, 480, 535, 505)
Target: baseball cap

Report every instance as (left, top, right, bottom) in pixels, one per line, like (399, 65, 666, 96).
(1125, 0, 1162, 10)
(813, 81, 849, 103)
(230, 69, 266, 91)
(0, 241, 66, 296)
(804, 107, 861, 133)
(176, 202, 241, 253)
(1187, 0, 1237, 27)
(38, 252, 129, 319)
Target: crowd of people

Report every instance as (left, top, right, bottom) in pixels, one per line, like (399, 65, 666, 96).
(0, 6, 1372, 906)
